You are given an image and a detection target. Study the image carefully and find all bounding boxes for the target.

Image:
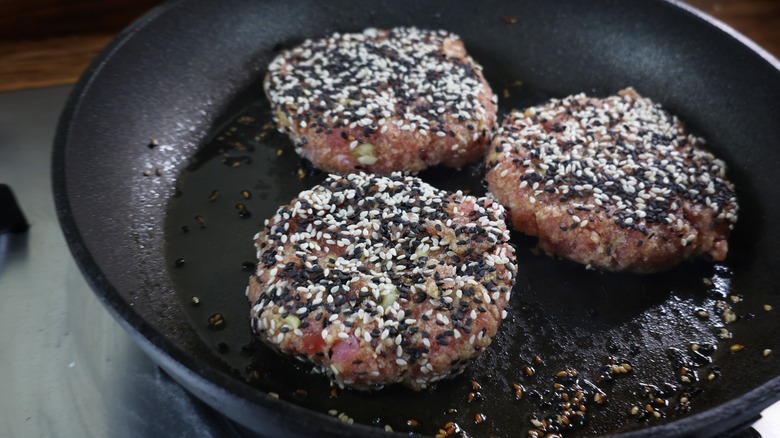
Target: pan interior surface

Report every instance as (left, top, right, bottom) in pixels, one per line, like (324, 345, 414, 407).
(54, 0, 780, 437)
(163, 85, 776, 438)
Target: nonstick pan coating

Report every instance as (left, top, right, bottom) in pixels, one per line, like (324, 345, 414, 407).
(53, 0, 780, 436)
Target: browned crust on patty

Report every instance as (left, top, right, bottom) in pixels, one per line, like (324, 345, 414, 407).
(264, 27, 497, 174)
(485, 88, 738, 273)
(247, 173, 516, 390)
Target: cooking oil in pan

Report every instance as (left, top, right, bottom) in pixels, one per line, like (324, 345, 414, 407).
(163, 89, 777, 437)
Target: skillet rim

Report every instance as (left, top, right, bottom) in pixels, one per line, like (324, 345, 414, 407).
(51, 0, 780, 436)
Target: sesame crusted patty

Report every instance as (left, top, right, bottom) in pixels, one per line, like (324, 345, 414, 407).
(485, 88, 738, 273)
(247, 173, 516, 390)
(264, 27, 497, 174)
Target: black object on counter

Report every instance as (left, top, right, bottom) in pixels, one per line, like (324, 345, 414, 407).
(0, 184, 29, 234)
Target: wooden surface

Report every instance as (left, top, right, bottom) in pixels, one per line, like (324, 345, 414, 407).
(0, 0, 778, 92)
(686, 0, 780, 56)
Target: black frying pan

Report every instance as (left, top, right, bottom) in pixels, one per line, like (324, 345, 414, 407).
(53, 0, 780, 436)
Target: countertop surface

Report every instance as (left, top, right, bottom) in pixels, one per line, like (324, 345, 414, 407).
(0, 86, 232, 438)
